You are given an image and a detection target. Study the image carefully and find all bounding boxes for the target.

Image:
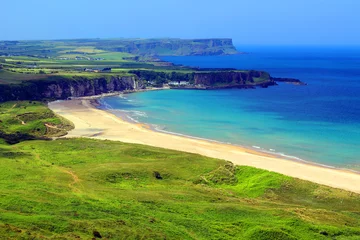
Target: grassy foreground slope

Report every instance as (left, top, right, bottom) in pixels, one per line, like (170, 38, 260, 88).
(1, 103, 360, 239)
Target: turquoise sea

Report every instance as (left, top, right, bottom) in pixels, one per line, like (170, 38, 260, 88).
(100, 46, 360, 169)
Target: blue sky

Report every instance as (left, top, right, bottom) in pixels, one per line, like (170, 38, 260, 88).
(1, 0, 359, 45)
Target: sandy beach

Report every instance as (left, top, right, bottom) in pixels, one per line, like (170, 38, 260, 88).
(49, 99, 360, 194)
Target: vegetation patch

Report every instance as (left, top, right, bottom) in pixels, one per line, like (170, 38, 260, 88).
(245, 227, 297, 240)
(195, 161, 238, 185)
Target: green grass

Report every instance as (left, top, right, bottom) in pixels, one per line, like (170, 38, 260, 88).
(1, 138, 360, 239)
(90, 52, 135, 61)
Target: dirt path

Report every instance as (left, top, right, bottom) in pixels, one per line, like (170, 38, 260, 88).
(16, 117, 26, 125)
(45, 123, 68, 131)
(63, 169, 80, 185)
(45, 123, 60, 129)
(59, 168, 82, 192)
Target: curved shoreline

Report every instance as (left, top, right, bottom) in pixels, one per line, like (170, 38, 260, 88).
(104, 106, 349, 173)
(49, 99, 360, 194)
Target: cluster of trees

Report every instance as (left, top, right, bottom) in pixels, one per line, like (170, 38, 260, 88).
(129, 70, 195, 87)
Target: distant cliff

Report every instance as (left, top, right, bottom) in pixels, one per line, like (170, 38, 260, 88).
(0, 38, 239, 58)
(0, 76, 143, 102)
(0, 71, 304, 102)
(98, 38, 239, 56)
(192, 71, 274, 88)
(130, 70, 303, 90)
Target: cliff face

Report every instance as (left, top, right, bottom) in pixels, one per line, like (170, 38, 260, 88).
(193, 71, 275, 88)
(0, 76, 142, 102)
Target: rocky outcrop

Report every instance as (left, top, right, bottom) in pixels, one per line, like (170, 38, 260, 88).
(0, 76, 143, 102)
(271, 77, 306, 85)
(190, 71, 276, 89)
(179, 72, 305, 89)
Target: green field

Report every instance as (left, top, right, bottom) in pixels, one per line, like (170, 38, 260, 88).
(0, 70, 49, 84)
(0, 53, 196, 86)
(1, 103, 360, 239)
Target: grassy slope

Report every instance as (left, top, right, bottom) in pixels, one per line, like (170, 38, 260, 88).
(1, 104, 360, 239)
(1, 139, 360, 239)
(0, 101, 73, 141)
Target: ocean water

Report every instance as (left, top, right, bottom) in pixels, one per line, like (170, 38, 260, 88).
(100, 46, 360, 169)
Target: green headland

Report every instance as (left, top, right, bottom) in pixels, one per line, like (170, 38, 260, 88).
(0, 38, 304, 102)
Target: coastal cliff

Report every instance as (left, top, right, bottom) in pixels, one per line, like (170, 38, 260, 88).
(0, 76, 142, 102)
(98, 38, 239, 56)
(192, 71, 275, 88)
(0, 71, 304, 102)
(0, 38, 239, 58)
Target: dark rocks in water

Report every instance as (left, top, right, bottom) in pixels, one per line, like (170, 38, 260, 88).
(271, 77, 306, 85)
(153, 171, 163, 180)
(93, 230, 102, 238)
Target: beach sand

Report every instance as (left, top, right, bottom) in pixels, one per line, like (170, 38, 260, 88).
(49, 99, 360, 194)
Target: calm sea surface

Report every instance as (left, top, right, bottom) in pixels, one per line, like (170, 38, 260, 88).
(100, 46, 360, 169)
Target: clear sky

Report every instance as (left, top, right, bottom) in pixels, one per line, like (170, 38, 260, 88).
(2, 0, 359, 45)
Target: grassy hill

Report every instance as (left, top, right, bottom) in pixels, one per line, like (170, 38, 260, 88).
(0, 101, 73, 143)
(0, 102, 360, 239)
